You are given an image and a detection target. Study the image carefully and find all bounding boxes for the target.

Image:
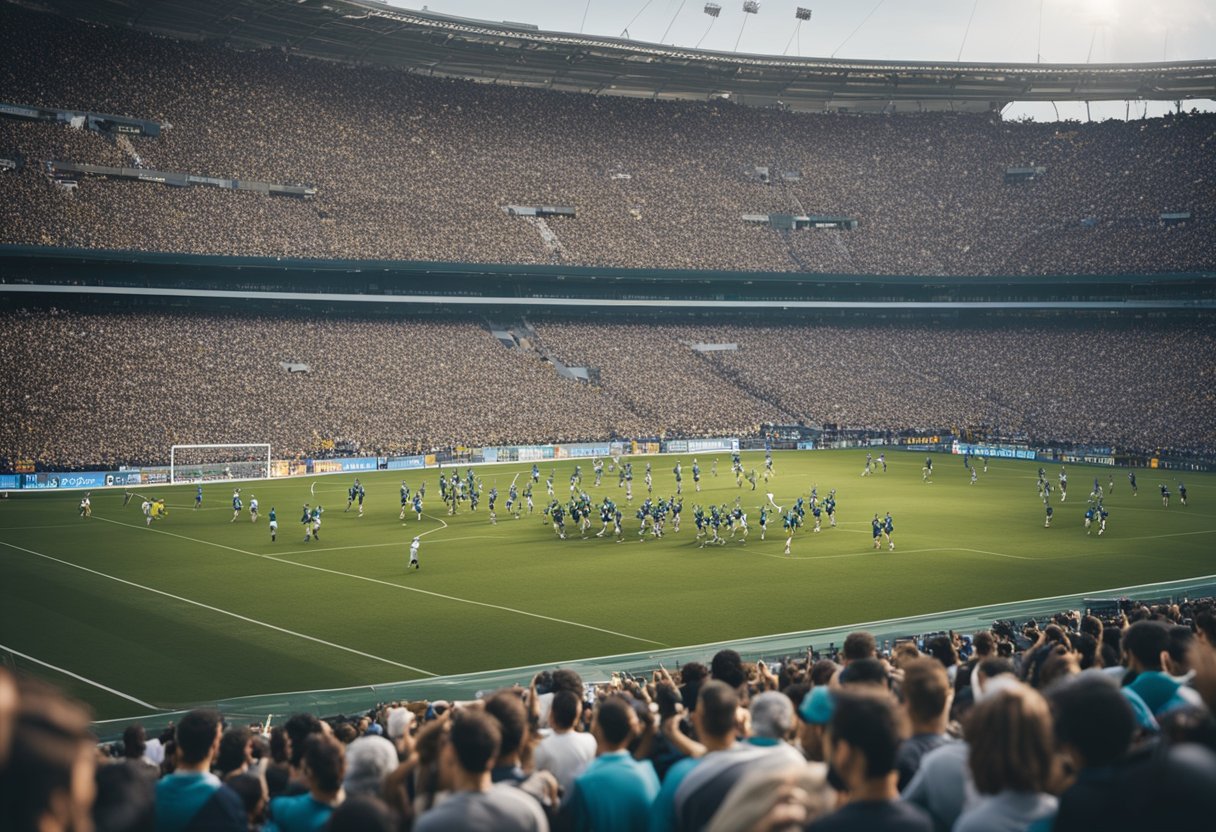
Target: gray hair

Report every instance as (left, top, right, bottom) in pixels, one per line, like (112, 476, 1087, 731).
(750, 691, 796, 739)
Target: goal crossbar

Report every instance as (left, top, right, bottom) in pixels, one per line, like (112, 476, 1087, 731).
(169, 444, 271, 485)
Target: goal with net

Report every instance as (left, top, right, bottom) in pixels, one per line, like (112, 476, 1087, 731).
(169, 444, 271, 484)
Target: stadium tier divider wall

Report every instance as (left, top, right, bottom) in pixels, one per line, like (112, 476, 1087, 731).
(77, 573, 1216, 741)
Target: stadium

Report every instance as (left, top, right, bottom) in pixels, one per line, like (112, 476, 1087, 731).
(1, 0, 1215, 829)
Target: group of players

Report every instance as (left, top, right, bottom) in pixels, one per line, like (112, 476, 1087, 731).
(1035, 464, 1189, 535)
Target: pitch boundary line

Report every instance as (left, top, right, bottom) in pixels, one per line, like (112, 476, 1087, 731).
(268, 534, 506, 558)
(90, 515, 669, 648)
(0, 640, 166, 710)
(0, 539, 438, 677)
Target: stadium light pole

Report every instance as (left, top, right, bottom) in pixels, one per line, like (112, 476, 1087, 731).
(696, 3, 721, 48)
(784, 7, 812, 57)
(735, 1, 760, 53)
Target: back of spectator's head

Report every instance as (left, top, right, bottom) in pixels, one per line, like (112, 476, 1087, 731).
(343, 735, 399, 797)
(971, 631, 995, 658)
(810, 660, 840, 687)
(216, 725, 251, 775)
(828, 689, 906, 782)
(551, 668, 584, 696)
(838, 658, 888, 688)
(93, 758, 156, 832)
(1196, 610, 1216, 647)
(967, 684, 1054, 795)
(284, 712, 323, 768)
(549, 689, 581, 731)
(594, 696, 636, 747)
(0, 677, 95, 832)
(268, 725, 289, 765)
(1071, 632, 1099, 670)
(1081, 615, 1103, 639)
(704, 762, 834, 832)
(303, 734, 345, 794)
(225, 773, 267, 826)
(1165, 626, 1195, 675)
(974, 657, 1017, 699)
(925, 635, 959, 668)
(483, 691, 528, 758)
(1037, 650, 1081, 689)
(842, 632, 877, 663)
(891, 643, 921, 669)
(121, 724, 146, 760)
(1046, 673, 1136, 768)
(749, 692, 795, 740)
(696, 680, 741, 740)
(711, 650, 746, 689)
(385, 707, 413, 741)
(1124, 620, 1170, 672)
(902, 658, 951, 724)
(175, 709, 222, 766)
(446, 710, 501, 775)
(327, 795, 397, 832)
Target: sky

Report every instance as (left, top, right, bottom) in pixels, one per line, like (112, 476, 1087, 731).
(389, 0, 1215, 120)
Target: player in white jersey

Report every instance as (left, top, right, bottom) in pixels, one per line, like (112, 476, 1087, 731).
(142, 499, 152, 526)
(408, 536, 420, 570)
(249, 496, 259, 522)
(78, 494, 91, 518)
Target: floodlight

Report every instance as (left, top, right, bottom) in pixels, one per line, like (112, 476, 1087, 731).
(742, 1, 760, 13)
(795, 7, 812, 21)
(703, 3, 721, 17)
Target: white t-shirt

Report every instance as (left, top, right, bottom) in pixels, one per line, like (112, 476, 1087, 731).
(533, 729, 597, 795)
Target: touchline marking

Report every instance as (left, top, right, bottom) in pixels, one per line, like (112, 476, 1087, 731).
(269, 534, 506, 558)
(91, 515, 669, 648)
(0, 539, 437, 677)
(0, 641, 165, 710)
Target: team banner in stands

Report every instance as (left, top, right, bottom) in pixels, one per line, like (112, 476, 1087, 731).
(951, 440, 1039, 461)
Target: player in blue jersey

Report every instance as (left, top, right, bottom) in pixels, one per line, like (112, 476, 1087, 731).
(1084, 506, 1095, 534)
(531, 463, 540, 483)
(413, 493, 423, 521)
(872, 515, 883, 549)
(345, 481, 358, 512)
(357, 483, 366, 517)
(1044, 502, 1053, 528)
(311, 505, 323, 540)
(1160, 483, 1171, 507)
(231, 490, 242, 523)
(301, 504, 312, 541)
(1128, 471, 1138, 496)
(268, 507, 277, 541)
(673, 462, 682, 495)
(811, 503, 822, 533)
(672, 498, 682, 533)
(883, 512, 894, 550)
(613, 507, 624, 542)
(922, 457, 933, 482)
(195, 485, 203, 510)
(825, 492, 837, 528)
(488, 487, 498, 524)
(692, 459, 702, 492)
(1178, 481, 1188, 506)
(1098, 504, 1109, 536)
(399, 482, 411, 520)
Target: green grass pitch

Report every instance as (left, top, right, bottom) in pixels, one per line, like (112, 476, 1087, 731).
(1, 450, 1213, 719)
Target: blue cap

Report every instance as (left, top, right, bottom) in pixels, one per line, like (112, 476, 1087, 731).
(365, 722, 384, 736)
(798, 686, 835, 725)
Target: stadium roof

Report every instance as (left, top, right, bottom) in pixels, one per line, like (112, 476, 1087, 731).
(19, 0, 1216, 113)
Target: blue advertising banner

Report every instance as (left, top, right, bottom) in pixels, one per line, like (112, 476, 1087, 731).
(951, 441, 1039, 461)
(105, 471, 142, 486)
(687, 438, 739, 453)
(386, 456, 426, 471)
(797, 440, 817, 450)
(338, 457, 379, 472)
(561, 443, 611, 458)
(24, 471, 112, 489)
(0, 474, 21, 489)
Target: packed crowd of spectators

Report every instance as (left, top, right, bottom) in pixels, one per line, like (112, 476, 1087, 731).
(5, 595, 1216, 830)
(2, 6, 1214, 276)
(2, 308, 1212, 469)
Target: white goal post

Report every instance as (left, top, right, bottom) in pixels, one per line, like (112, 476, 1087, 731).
(169, 444, 272, 485)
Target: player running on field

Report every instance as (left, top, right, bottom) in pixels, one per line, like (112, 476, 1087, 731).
(883, 512, 894, 551)
(268, 507, 278, 541)
(231, 490, 242, 523)
(408, 536, 420, 570)
(249, 495, 259, 522)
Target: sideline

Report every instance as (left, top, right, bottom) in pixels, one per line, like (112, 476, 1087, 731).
(0, 641, 166, 710)
(0, 539, 438, 677)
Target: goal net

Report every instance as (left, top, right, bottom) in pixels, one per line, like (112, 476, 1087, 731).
(170, 444, 272, 485)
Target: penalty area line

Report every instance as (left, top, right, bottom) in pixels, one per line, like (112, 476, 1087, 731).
(0, 538, 438, 678)
(0, 640, 166, 711)
(92, 515, 670, 649)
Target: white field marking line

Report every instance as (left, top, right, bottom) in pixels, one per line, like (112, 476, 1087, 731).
(741, 544, 1033, 562)
(0, 523, 94, 530)
(268, 535, 507, 559)
(0, 538, 437, 677)
(92, 515, 669, 648)
(0, 641, 166, 710)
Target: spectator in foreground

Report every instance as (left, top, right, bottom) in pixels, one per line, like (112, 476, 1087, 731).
(264, 734, 345, 831)
(895, 659, 954, 791)
(414, 710, 548, 832)
(705, 762, 835, 832)
(533, 689, 596, 796)
(651, 680, 740, 832)
(808, 689, 932, 832)
(154, 708, 245, 831)
(1122, 620, 1192, 716)
(563, 696, 659, 832)
(952, 684, 1057, 832)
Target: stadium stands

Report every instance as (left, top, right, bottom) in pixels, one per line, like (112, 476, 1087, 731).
(5, 594, 1216, 831)
(2, 309, 1211, 469)
(1, 5, 1214, 276)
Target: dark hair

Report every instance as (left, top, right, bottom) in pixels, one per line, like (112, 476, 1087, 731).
(810, 660, 840, 687)
(829, 689, 906, 779)
(1123, 620, 1169, 671)
(977, 657, 1015, 681)
(680, 662, 708, 684)
(448, 711, 501, 774)
(303, 734, 345, 793)
(967, 686, 1054, 795)
(549, 690, 581, 730)
(902, 658, 951, 723)
(1195, 610, 1216, 646)
(1071, 633, 1099, 670)
(972, 631, 995, 657)
(269, 726, 289, 764)
(216, 725, 251, 775)
(843, 632, 877, 662)
(838, 658, 888, 687)
(711, 650, 746, 689)
(697, 680, 740, 739)
(596, 696, 635, 746)
(925, 636, 959, 668)
(225, 773, 266, 818)
(484, 691, 528, 757)
(93, 760, 156, 832)
(284, 713, 323, 768)
(551, 668, 584, 696)
(175, 709, 222, 765)
(1080, 615, 1103, 639)
(1046, 673, 1135, 768)
(327, 795, 397, 832)
(122, 724, 147, 760)
(1166, 625, 1194, 666)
